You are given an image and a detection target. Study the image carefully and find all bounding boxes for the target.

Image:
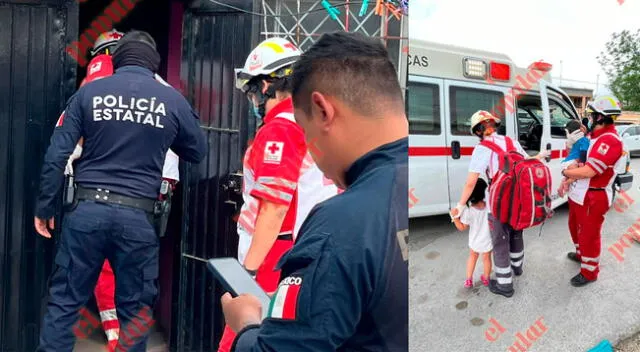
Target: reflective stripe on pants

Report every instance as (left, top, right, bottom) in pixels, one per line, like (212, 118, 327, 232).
(575, 190, 610, 280)
(489, 214, 524, 290)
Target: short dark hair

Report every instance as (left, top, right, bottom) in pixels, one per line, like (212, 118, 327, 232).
(565, 119, 583, 134)
(116, 30, 157, 51)
(291, 31, 403, 116)
(467, 178, 487, 205)
(270, 76, 293, 94)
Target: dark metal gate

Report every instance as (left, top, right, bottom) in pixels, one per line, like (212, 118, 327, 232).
(0, 1, 78, 351)
(170, 1, 258, 350)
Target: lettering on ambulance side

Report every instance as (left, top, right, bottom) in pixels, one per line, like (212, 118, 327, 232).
(408, 55, 429, 68)
(92, 95, 167, 128)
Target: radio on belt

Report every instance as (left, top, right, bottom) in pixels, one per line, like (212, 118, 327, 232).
(160, 180, 169, 195)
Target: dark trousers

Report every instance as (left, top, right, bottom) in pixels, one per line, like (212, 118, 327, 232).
(38, 201, 159, 352)
(489, 214, 524, 290)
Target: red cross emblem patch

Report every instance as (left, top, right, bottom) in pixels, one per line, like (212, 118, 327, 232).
(597, 143, 610, 155)
(264, 141, 284, 164)
(89, 61, 102, 75)
(248, 52, 262, 70)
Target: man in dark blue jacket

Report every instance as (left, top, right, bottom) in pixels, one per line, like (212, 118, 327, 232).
(221, 31, 409, 351)
(34, 31, 207, 352)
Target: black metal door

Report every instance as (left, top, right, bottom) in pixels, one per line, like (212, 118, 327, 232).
(0, 1, 78, 351)
(170, 2, 257, 350)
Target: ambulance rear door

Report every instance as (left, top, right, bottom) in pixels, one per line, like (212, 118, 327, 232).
(538, 80, 581, 207)
(408, 76, 449, 217)
(444, 80, 516, 209)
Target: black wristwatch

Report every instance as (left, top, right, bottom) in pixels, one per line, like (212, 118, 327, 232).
(244, 266, 257, 278)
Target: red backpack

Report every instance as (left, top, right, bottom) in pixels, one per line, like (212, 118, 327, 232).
(480, 137, 553, 231)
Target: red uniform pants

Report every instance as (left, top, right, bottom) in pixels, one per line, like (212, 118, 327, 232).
(217, 237, 293, 352)
(568, 199, 581, 258)
(94, 260, 119, 351)
(569, 190, 610, 280)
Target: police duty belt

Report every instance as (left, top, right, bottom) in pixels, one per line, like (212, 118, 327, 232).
(76, 187, 156, 213)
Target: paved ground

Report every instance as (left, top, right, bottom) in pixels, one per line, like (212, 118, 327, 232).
(74, 328, 168, 351)
(410, 158, 640, 352)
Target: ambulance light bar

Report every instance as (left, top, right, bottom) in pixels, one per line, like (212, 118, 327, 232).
(463, 58, 486, 79)
(463, 58, 511, 81)
(489, 62, 510, 81)
(529, 61, 553, 72)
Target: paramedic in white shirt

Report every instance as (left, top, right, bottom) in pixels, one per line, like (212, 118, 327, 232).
(450, 110, 548, 298)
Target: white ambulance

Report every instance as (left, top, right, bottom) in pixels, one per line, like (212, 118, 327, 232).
(407, 39, 632, 218)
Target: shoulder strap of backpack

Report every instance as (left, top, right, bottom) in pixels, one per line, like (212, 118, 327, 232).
(503, 136, 516, 152)
(480, 140, 504, 155)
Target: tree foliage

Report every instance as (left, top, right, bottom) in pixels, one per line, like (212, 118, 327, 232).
(597, 29, 640, 111)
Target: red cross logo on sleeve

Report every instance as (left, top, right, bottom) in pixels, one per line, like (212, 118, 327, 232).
(264, 141, 284, 164)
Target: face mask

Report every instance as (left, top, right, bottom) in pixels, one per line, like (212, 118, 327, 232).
(252, 105, 262, 119)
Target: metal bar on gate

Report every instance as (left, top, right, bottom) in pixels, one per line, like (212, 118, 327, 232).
(259, 31, 407, 40)
(183, 253, 209, 263)
(200, 126, 240, 133)
(345, 0, 349, 31)
(296, 0, 301, 44)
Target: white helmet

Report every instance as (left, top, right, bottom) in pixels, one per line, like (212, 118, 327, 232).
(234, 37, 302, 92)
(91, 29, 124, 57)
(586, 95, 622, 117)
(470, 110, 501, 134)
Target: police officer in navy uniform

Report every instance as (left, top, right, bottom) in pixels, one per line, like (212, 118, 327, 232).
(34, 31, 206, 351)
(221, 32, 408, 351)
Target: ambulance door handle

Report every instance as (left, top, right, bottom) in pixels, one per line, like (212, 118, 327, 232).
(451, 141, 461, 160)
(545, 143, 552, 163)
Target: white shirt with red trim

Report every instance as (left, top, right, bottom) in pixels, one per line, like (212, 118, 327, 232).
(237, 98, 338, 245)
(467, 133, 527, 211)
(568, 126, 623, 206)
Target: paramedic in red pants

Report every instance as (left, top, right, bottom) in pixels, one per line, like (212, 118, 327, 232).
(217, 37, 339, 352)
(563, 96, 624, 287)
(451, 111, 548, 298)
(63, 29, 180, 351)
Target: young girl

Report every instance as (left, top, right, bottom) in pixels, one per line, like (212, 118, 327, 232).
(451, 178, 492, 288)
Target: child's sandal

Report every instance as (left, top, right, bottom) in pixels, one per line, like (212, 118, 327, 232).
(481, 275, 490, 286)
(464, 278, 473, 288)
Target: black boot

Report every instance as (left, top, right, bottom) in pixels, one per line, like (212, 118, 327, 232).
(512, 266, 523, 276)
(489, 279, 514, 298)
(570, 273, 596, 287)
(567, 252, 581, 263)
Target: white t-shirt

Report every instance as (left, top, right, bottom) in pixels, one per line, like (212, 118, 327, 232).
(460, 205, 492, 253)
(163, 149, 180, 181)
(467, 133, 528, 211)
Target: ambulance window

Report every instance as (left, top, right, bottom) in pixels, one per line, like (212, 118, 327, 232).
(549, 100, 575, 138)
(407, 82, 440, 135)
(449, 87, 505, 136)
